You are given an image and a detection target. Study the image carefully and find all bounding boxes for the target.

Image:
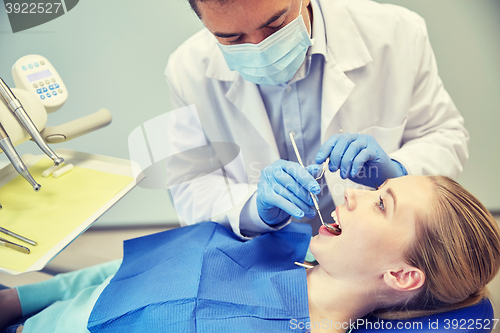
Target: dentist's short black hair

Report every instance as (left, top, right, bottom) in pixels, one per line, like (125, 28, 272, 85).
(188, 0, 232, 19)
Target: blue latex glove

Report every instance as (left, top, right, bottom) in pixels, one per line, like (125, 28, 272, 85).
(316, 133, 407, 188)
(256, 160, 321, 225)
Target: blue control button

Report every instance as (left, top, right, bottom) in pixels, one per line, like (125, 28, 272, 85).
(22, 66, 27, 71)
(28, 64, 33, 69)
(55, 84, 59, 89)
(40, 95, 45, 100)
(49, 85, 54, 90)
(52, 91, 57, 96)
(43, 87, 48, 92)
(36, 89, 42, 94)
(34, 62, 39, 67)
(46, 93, 51, 98)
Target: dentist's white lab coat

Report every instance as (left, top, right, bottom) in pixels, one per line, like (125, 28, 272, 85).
(164, 0, 468, 238)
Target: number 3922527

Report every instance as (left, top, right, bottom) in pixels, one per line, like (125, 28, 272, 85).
(5, 3, 62, 14)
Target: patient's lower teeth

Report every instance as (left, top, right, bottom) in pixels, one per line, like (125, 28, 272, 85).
(330, 226, 341, 236)
(331, 223, 342, 235)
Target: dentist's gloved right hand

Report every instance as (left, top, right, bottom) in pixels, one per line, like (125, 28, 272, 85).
(256, 160, 321, 226)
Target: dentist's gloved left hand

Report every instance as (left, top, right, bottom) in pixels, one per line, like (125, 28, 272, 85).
(316, 133, 407, 188)
(256, 160, 320, 226)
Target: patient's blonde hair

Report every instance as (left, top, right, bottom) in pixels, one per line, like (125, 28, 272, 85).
(378, 175, 500, 319)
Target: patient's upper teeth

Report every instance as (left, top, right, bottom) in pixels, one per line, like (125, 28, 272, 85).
(332, 213, 338, 224)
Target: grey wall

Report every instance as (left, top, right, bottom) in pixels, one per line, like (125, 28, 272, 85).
(0, 0, 499, 227)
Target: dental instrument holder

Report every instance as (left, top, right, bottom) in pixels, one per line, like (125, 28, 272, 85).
(0, 78, 64, 166)
(0, 54, 112, 191)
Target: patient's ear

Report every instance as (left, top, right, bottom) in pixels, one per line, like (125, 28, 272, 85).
(383, 265, 425, 291)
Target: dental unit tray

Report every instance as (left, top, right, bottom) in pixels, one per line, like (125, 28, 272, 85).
(0, 149, 142, 275)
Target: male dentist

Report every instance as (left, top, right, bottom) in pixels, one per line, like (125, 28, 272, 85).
(164, 0, 469, 238)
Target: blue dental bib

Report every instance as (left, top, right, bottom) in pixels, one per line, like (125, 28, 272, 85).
(88, 222, 311, 332)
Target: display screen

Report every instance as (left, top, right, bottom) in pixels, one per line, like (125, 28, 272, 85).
(27, 69, 52, 82)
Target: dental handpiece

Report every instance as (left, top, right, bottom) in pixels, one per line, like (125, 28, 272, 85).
(0, 121, 41, 191)
(0, 77, 64, 166)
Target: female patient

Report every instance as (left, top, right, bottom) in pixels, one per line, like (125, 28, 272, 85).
(1, 175, 499, 333)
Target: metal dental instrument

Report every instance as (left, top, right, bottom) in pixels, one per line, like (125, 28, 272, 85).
(289, 132, 339, 234)
(294, 261, 314, 269)
(314, 157, 330, 181)
(0, 237, 30, 254)
(0, 120, 41, 191)
(0, 226, 37, 246)
(0, 77, 64, 166)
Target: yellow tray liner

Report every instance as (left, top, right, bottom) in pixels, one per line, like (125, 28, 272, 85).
(0, 158, 134, 271)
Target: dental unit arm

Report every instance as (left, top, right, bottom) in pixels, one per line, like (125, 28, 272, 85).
(0, 55, 112, 191)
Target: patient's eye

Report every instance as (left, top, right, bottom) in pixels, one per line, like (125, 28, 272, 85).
(377, 196, 385, 212)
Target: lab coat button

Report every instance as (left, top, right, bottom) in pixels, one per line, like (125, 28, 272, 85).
(286, 86, 292, 92)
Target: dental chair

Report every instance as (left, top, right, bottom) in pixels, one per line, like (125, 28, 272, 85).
(354, 298, 495, 333)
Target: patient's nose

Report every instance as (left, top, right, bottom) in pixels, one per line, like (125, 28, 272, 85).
(345, 188, 357, 211)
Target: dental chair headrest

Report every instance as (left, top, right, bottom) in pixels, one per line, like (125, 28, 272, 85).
(353, 298, 494, 333)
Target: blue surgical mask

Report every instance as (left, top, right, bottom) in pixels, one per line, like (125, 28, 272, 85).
(217, 1, 312, 86)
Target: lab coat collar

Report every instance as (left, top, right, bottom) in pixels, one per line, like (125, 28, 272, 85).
(205, 39, 280, 156)
(205, 37, 239, 82)
(225, 75, 281, 157)
(318, 0, 373, 141)
(320, 0, 373, 71)
(309, 0, 327, 58)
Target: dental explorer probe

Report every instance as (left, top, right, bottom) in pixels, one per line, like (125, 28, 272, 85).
(289, 132, 339, 234)
(0, 77, 64, 166)
(0, 121, 41, 191)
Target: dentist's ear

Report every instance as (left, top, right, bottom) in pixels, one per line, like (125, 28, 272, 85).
(383, 265, 425, 291)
